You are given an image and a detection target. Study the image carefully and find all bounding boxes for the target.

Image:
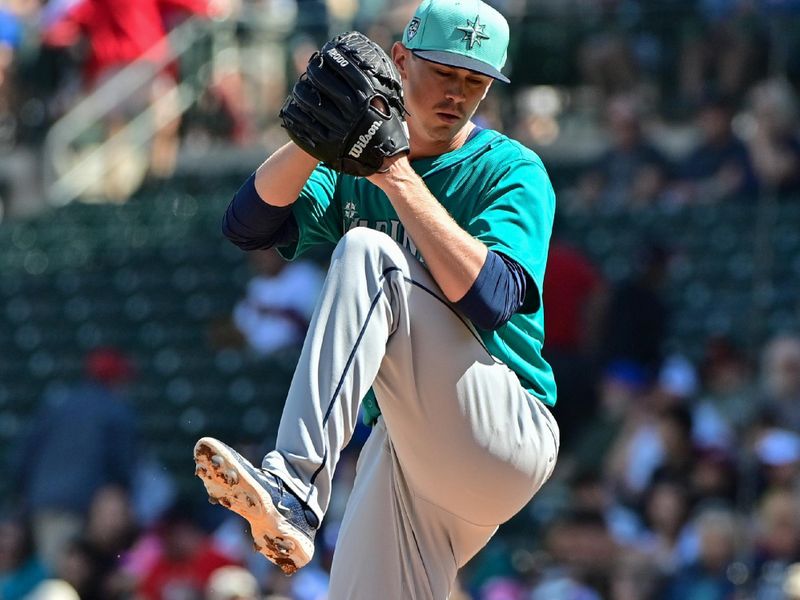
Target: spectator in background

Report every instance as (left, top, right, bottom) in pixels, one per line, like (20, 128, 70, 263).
(608, 551, 662, 600)
(294, 0, 329, 44)
(746, 79, 800, 196)
(669, 92, 757, 205)
(535, 510, 618, 598)
(689, 448, 738, 506)
(77, 486, 140, 599)
(24, 579, 81, 600)
(601, 359, 696, 507)
(0, 2, 40, 219)
(602, 361, 696, 506)
(652, 354, 699, 410)
(231, 249, 324, 358)
(692, 335, 757, 448)
(760, 333, 800, 431)
(138, 501, 236, 600)
(647, 405, 697, 490)
(660, 507, 739, 600)
(205, 565, 260, 600)
(751, 488, 800, 599)
(784, 563, 800, 600)
(530, 575, 602, 600)
(9, 347, 138, 571)
(84, 487, 138, 561)
(634, 478, 693, 576)
(565, 361, 651, 483)
(54, 537, 112, 600)
(353, 0, 391, 30)
(543, 231, 607, 449)
(0, 2, 21, 145)
(573, 94, 669, 211)
(754, 429, 800, 493)
(41, 0, 236, 199)
(575, 1, 641, 98)
(598, 242, 671, 377)
(569, 472, 644, 550)
(0, 516, 48, 600)
(679, 0, 768, 106)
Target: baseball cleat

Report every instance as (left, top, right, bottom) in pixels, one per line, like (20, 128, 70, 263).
(193, 436, 319, 575)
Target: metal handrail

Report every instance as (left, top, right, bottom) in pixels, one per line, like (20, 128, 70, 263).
(42, 17, 216, 206)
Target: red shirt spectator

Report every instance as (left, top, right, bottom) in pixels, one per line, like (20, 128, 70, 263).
(43, 0, 221, 85)
(543, 240, 605, 352)
(138, 514, 236, 600)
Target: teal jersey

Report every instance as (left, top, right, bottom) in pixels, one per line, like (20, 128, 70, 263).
(278, 129, 557, 407)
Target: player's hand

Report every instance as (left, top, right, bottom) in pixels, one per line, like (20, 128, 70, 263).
(365, 154, 413, 190)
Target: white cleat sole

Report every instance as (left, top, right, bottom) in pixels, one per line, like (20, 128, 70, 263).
(193, 436, 314, 574)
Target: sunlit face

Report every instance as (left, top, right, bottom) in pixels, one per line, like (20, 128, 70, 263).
(392, 43, 493, 156)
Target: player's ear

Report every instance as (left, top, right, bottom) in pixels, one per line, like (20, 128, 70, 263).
(392, 43, 409, 78)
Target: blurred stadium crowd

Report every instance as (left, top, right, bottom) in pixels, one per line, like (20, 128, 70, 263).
(2, 0, 800, 599)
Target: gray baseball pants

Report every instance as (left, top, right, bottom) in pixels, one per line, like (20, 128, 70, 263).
(262, 228, 559, 600)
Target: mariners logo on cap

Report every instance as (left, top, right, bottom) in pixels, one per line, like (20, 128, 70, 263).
(456, 15, 490, 50)
(407, 17, 421, 40)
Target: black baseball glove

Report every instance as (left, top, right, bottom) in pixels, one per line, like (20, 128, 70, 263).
(279, 31, 410, 177)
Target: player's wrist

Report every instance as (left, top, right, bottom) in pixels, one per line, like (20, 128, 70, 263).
(367, 155, 416, 191)
(286, 141, 322, 167)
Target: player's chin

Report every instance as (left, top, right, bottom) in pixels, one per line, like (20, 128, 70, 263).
(428, 120, 463, 140)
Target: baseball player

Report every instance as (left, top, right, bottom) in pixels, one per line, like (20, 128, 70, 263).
(194, 1, 560, 598)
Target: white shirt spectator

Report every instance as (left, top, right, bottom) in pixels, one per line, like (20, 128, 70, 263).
(234, 259, 324, 356)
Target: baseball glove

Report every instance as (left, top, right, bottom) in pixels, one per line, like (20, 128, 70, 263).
(279, 31, 410, 177)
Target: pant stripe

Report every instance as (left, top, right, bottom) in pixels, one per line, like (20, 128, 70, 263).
(306, 266, 498, 496)
(307, 279, 388, 491)
(401, 275, 494, 358)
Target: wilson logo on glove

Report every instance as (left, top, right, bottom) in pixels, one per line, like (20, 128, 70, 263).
(326, 48, 350, 67)
(348, 121, 383, 158)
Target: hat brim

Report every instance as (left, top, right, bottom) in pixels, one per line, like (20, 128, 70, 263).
(412, 50, 510, 83)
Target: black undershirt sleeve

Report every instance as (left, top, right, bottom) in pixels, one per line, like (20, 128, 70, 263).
(221, 173, 299, 251)
(454, 250, 529, 331)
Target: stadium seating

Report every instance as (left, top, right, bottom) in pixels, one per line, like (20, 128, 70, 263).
(1, 179, 797, 498)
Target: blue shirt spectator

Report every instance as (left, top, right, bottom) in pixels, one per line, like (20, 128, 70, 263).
(0, 9, 22, 50)
(9, 348, 138, 570)
(672, 94, 758, 204)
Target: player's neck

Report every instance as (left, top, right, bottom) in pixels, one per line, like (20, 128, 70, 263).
(408, 122, 476, 160)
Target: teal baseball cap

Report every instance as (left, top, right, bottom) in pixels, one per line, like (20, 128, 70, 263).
(402, 0, 511, 83)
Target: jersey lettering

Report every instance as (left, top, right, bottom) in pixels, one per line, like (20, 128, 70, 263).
(389, 219, 401, 241)
(348, 219, 369, 230)
(344, 217, 421, 260)
(402, 228, 418, 257)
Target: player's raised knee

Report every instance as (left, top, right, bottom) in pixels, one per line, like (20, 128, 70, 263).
(334, 227, 397, 259)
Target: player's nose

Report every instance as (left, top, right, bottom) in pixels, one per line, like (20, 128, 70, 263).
(444, 80, 467, 103)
